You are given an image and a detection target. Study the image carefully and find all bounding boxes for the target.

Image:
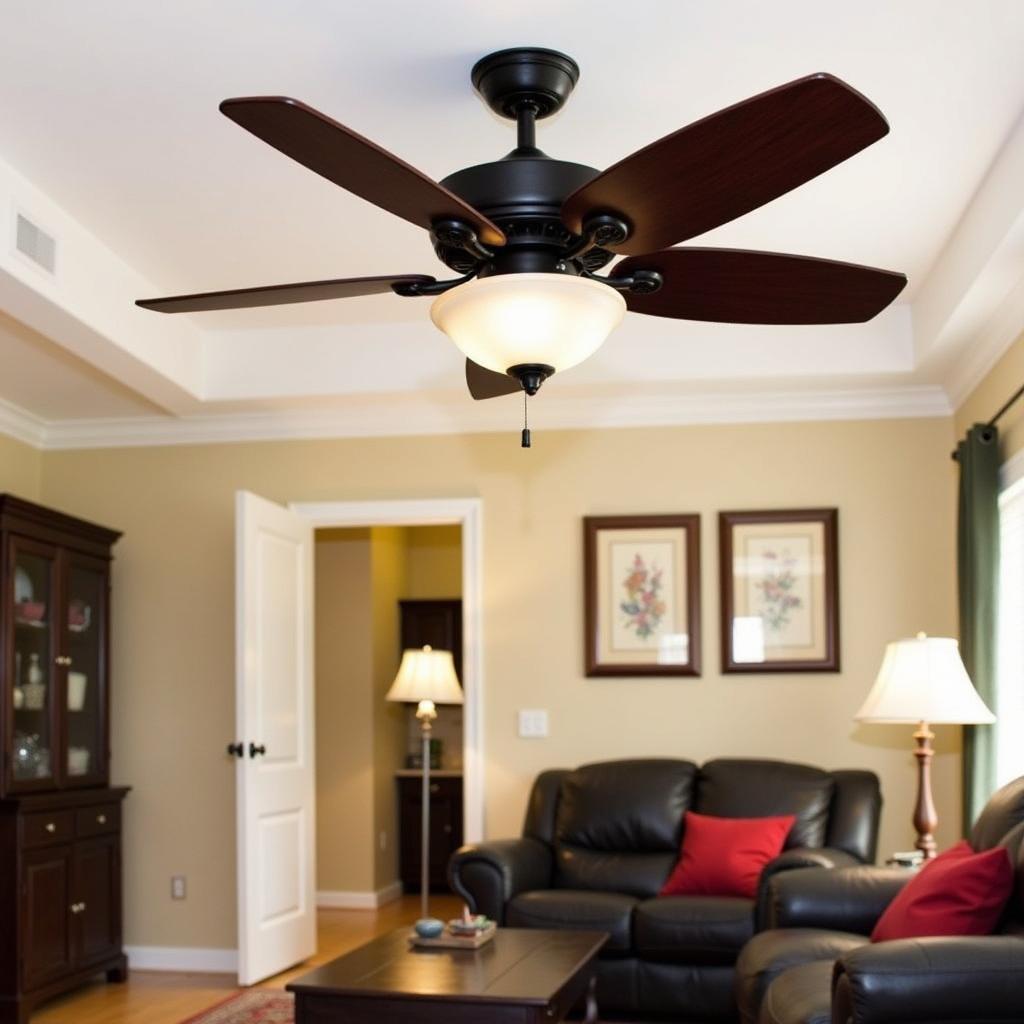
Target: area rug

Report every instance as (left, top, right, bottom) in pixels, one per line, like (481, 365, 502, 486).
(180, 990, 294, 1024)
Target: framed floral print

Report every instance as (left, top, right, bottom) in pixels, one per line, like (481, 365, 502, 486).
(719, 509, 839, 673)
(584, 514, 701, 677)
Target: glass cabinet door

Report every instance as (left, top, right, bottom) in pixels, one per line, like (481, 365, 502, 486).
(64, 555, 108, 786)
(10, 539, 59, 787)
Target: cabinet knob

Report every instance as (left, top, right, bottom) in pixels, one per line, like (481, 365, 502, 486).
(55, 655, 73, 667)
(45, 822, 56, 834)
(429, 783, 440, 794)
(443, 824, 452, 834)
(70, 902, 84, 914)
(96, 814, 107, 825)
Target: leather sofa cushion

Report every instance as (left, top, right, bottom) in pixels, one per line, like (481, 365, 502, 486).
(555, 759, 697, 851)
(554, 759, 697, 896)
(758, 960, 835, 1024)
(696, 759, 835, 849)
(971, 776, 1024, 851)
(635, 895, 754, 965)
(506, 889, 637, 953)
(736, 929, 868, 1024)
(554, 846, 677, 899)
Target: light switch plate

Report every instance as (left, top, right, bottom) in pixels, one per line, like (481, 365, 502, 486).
(518, 709, 549, 738)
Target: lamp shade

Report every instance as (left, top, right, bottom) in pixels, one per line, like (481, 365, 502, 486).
(429, 272, 626, 375)
(855, 634, 995, 725)
(385, 645, 463, 706)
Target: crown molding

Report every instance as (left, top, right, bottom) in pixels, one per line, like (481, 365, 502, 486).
(0, 382, 951, 451)
(0, 396, 46, 448)
(942, 276, 1024, 411)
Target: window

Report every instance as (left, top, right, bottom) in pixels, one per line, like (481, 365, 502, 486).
(997, 462, 1024, 786)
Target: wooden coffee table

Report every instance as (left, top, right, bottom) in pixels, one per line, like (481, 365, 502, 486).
(286, 927, 608, 1023)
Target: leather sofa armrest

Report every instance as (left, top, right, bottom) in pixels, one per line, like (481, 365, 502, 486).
(832, 937, 1024, 1024)
(764, 865, 911, 934)
(756, 847, 862, 929)
(448, 837, 552, 924)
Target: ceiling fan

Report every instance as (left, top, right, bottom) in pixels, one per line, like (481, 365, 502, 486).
(137, 47, 906, 431)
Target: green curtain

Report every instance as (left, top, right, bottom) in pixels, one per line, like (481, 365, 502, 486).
(957, 422, 1001, 830)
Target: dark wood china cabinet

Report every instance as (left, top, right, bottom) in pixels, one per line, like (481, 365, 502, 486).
(0, 495, 128, 1024)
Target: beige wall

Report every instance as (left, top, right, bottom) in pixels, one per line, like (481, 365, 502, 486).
(36, 416, 959, 950)
(0, 434, 41, 500)
(314, 529, 375, 894)
(956, 329, 1024, 461)
(404, 525, 462, 598)
(369, 527, 408, 889)
(313, 526, 409, 895)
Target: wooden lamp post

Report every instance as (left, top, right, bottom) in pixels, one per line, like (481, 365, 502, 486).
(856, 633, 995, 859)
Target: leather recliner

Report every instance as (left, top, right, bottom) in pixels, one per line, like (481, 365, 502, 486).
(735, 774, 1024, 1024)
(448, 758, 882, 1021)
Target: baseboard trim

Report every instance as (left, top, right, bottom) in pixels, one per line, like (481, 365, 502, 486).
(317, 881, 404, 910)
(125, 945, 238, 973)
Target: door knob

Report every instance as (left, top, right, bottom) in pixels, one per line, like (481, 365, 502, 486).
(248, 743, 266, 758)
(226, 742, 244, 758)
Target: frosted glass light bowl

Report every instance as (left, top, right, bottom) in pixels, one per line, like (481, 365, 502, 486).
(430, 273, 626, 375)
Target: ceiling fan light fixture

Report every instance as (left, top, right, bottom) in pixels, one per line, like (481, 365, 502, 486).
(429, 273, 626, 377)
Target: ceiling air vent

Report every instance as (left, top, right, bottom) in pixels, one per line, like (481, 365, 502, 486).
(14, 212, 57, 275)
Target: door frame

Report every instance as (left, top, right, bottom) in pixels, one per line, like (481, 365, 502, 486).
(289, 498, 485, 843)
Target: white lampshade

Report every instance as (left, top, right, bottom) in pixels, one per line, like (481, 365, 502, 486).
(385, 645, 463, 706)
(429, 272, 626, 375)
(855, 634, 995, 725)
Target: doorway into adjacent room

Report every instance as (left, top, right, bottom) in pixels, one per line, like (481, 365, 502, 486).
(312, 522, 465, 911)
(233, 494, 482, 986)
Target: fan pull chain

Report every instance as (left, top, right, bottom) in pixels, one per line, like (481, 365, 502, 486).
(521, 391, 531, 449)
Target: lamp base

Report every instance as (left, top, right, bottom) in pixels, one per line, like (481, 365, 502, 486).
(912, 722, 938, 860)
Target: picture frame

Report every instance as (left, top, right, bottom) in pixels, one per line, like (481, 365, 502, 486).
(719, 508, 839, 673)
(584, 514, 701, 677)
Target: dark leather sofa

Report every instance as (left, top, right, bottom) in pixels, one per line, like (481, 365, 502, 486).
(736, 774, 1024, 1024)
(448, 758, 881, 1021)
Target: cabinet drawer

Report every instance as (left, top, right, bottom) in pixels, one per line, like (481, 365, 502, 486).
(76, 804, 119, 838)
(23, 810, 75, 847)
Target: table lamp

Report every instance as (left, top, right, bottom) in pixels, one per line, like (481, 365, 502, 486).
(855, 632, 995, 859)
(385, 645, 463, 931)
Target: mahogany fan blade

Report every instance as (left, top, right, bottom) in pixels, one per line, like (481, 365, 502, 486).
(136, 274, 436, 313)
(220, 97, 506, 247)
(562, 74, 889, 255)
(465, 359, 520, 400)
(617, 248, 907, 324)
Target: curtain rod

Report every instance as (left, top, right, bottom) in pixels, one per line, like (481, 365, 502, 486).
(950, 380, 1024, 461)
(986, 380, 1024, 428)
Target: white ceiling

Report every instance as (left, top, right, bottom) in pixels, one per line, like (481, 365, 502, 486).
(0, 0, 1023, 445)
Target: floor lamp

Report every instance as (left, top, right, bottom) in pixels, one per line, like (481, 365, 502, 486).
(386, 645, 463, 928)
(856, 633, 995, 859)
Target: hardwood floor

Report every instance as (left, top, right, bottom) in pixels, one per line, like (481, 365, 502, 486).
(32, 895, 462, 1024)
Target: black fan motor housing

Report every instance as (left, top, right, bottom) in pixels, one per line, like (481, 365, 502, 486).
(438, 153, 612, 276)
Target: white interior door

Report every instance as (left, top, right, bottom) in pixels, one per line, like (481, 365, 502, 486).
(235, 491, 316, 985)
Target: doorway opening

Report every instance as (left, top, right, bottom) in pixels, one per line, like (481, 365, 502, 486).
(291, 498, 483, 909)
(312, 522, 465, 908)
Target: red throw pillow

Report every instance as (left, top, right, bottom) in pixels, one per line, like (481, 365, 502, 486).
(659, 811, 796, 899)
(871, 839, 1014, 942)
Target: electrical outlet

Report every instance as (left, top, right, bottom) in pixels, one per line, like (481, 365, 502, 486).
(171, 875, 187, 900)
(518, 709, 549, 738)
